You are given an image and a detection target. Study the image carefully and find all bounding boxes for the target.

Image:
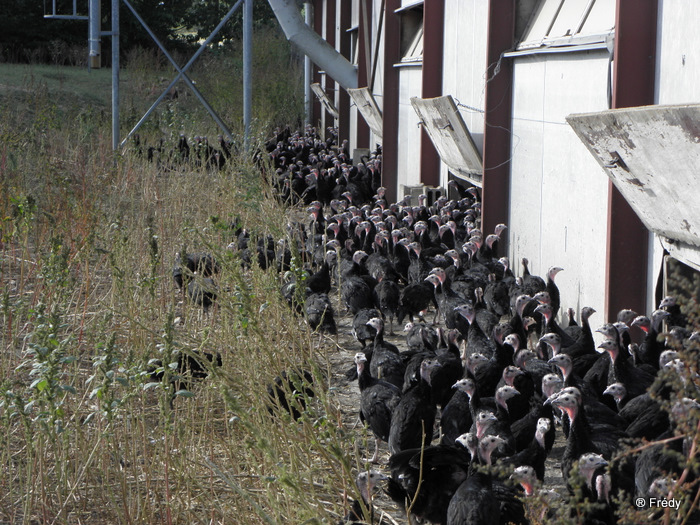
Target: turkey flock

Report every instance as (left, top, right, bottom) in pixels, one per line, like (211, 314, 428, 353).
(171, 127, 699, 525)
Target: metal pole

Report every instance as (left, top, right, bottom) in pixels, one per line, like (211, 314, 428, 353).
(304, 1, 312, 126)
(112, 0, 119, 151)
(243, 0, 253, 150)
(89, 0, 101, 69)
(121, 0, 233, 140)
(120, 0, 244, 148)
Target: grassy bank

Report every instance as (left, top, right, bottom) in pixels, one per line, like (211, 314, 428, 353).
(0, 38, 361, 524)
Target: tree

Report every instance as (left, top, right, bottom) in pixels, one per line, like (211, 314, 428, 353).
(182, 0, 278, 44)
(0, 0, 85, 62)
(0, 0, 281, 64)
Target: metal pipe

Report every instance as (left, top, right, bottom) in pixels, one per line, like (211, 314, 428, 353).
(112, 0, 119, 151)
(304, 1, 313, 125)
(120, 0, 233, 141)
(88, 0, 101, 69)
(267, 0, 357, 90)
(120, 0, 244, 148)
(243, 0, 253, 149)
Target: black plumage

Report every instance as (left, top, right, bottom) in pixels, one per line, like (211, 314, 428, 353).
(305, 292, 337, 334)
(373, 278, 401, 335)
(147, 349, 222, 407)
(341, 276, 375, 314)
(266, 369, 315, 420)
(354, 353, 401, 463)
(388, 358, 439, 454)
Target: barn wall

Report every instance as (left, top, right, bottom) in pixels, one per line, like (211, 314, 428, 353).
(656, 0, 700, 103)
(509, 51, 612, 316)
(396, 66, 424, 190)
(651, 0, 700, 311)
(308, 0, 700, 316)
(440, 0, 489, 188)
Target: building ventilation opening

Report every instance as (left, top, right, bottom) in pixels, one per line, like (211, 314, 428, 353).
(663, 255, 699, 330)
(401, 185, 444, 206)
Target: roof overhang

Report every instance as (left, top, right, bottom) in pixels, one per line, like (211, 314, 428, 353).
(567, 103, 700, 271)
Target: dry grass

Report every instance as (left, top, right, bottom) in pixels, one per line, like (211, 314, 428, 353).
(0, 48, 370, 525)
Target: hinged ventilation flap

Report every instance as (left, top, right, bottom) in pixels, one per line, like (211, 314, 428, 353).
(411, 95, 483, 186)
(567, 103, 700, 271)
(348, 87, 383, 141)
(310, 83, 339, 119)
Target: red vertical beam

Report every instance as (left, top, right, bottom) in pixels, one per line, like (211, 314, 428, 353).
(481, 1, 515, 237)
(324, 0, 337, 128)
(605, 0, 657, 320)
(312, 1, 324, 127)
(356, 0, 371, 147)
(338, 0, 352, 142)
(382, 0, 401, 203)
(420, 0, 444, 187)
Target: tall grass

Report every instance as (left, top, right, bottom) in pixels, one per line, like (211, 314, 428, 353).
(0, 34, 362, 525)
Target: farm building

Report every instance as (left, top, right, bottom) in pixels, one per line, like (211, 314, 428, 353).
(271, 0, 700, 322)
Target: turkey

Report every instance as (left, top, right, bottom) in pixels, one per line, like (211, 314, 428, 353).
(305, 292, 337, 335)
(365, 317, 405, 389)
(388, 358, 440, 454)
(373, 278, 401, 335)
(341, 470, 388, 524)
(147, 349, 222, 407)
(266, 369, 316, 420)
(341, 276, 375, 315)
(354, 353, 401, 463)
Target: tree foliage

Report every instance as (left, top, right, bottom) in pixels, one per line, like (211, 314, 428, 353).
(182, 0, 278, 43)
(0, 0, 281, 64)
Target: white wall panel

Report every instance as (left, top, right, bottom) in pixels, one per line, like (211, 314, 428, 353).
(510, 51, 611, 317)
(652, 0, 700, 312)
(656, 0, 700, 106)
(441, 0, 489, 186)
(396, 66, 424, 190)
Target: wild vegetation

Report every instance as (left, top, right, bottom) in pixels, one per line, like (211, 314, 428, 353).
(0, 32, 370, 524)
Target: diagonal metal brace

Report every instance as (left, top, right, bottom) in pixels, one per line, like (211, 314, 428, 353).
(119, 0, 243, 148)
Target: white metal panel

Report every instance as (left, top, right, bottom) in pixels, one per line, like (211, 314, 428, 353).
(520, 0, 564, 46)
(510, 52, 611, 317)
(580, 0, 615, 35)
(548, 0, 591, 39)
(652, 0, 700, 305)
(567, 104, 700, 251)
(311, 83, 339, 119)
(410, 95, 482, 185)
(440, 0, 489, 186)
(347, 87, 383, 140)
(519, 0, 615, 51)
(397, 67, 423, 189)
(656, 0, 700, 106)
(396, 0, 424, 13)
(542, 50, 610, 122)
